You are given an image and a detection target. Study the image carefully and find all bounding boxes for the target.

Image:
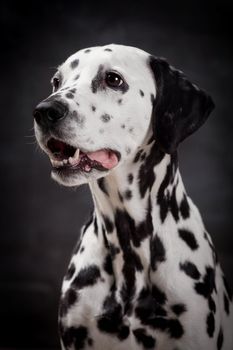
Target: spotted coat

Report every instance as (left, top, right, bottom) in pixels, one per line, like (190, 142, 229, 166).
(34, 44, 233, 350)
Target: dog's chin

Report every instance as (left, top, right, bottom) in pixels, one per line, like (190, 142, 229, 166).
(51, 167, 109, 187)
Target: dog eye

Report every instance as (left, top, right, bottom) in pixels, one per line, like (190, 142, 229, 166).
(52, 77, 60, 91)
(105, 72, 123, 88)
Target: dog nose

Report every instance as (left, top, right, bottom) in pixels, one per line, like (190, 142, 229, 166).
(33, 100, 68, 126)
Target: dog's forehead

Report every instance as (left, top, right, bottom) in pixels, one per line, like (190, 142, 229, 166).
(59, 44, 151, 78)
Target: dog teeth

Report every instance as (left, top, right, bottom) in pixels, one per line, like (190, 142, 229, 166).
(50, 158, 68, 168)
(74, 148, 80, 160)
(51, 159, 63, 168)
(50, 148, 80, 168)
(68, 149, 80, 166)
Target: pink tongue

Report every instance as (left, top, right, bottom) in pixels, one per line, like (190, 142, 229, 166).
(87, 150, 118, 170)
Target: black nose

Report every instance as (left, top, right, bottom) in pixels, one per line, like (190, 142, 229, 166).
(33, 100, 68, 127)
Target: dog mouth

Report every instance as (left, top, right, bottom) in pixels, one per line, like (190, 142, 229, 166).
(46, 138, 120, 173)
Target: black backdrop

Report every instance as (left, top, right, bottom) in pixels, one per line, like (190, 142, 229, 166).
(1, 0, 233, 348)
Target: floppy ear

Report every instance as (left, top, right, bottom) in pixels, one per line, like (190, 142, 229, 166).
(149, 56, 215, 154)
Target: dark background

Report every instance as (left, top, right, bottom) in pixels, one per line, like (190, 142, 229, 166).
(1, 0, 232, 348)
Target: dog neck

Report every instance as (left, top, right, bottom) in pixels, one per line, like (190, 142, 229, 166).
(89, 139, 183, 233)
(88, 139, 189, 308)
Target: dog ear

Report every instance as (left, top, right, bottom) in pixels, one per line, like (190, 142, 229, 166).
(149, 56, 215, 154)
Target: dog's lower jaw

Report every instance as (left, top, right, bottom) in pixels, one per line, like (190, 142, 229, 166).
(51, 167, 109, 187)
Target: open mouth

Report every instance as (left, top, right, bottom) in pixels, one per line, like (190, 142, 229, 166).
(47, 138, 120, 173)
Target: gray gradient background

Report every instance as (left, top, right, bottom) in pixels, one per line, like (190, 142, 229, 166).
(0, 0, 232, 348)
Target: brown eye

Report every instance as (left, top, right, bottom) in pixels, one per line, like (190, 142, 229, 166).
(52, 77, 60, 91)
(105, 72, 123, 88)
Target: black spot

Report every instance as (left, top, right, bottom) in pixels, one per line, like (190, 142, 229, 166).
(91, 65, 104, 93)
(195, 266, 216, 298)
(140, 152, 146, 161)
(157, 154, 178, 222)
(140, 89, 145, 97)
(124, 189, 132, 200)
(133, 328, 156, 348)
(121, 124, 125, 129)
(91, 105, 96, 112)
(70, 88, 76, 93)
(80, 246, 85, 253)
(104, 48, 113, 52)
(115, 200, 153, 249)
(206, 312, 215, 337)
(97, 177, 108, 195)
(223, 275, 232, 301)
(74, 74, 80, 80)
(104, 254, 113, 275)
(208, 296, 216, 313)
(103, 215, 114, 233)
(109, 243, 120, 256)
(171, 303, 187, 316)
(100, 113, 111, 122)
(128, 173, 133, 184)
(88, 338, 93, 346)
(134, 149, 143, 163)
(72, 265, 101, 289)
(224, 293, 230, 315)
(70, 59, 79, 69)
(84, 49, 91, 53)
(59, 288, 78, 316)
(136, 288, 167, 324)
(151, 284, 167, 305)
(93, 216, 98, 236)
(141, 316, 184, 339)
(118, 325, 130, 340)
(131, 250, 144, 271)
(71, 110, 78, 118)
(180, 261, 201, 280)
(101, 225, 109, 249)
(97, 294, 129, 340)
(118, 99, 122, 104)
(118, 191, 123, 202)
(66, 92, 74, 99)
(61, 325, 88, 349)
(129, 127, 134, 134)
(150, 235, 166, 271)
(178, 229, 199, 250)
(217, 327, 224, 350)
(170, 186, 179, 222)
(65, 263, 76, 280)
(167, 319, 184, 339)
(180, 194, 190, 219)
(138, 143, 165, 198)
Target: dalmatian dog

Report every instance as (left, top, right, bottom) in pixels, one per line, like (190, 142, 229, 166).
(33, 44, 233, 350)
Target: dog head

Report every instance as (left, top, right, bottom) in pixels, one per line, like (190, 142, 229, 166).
(33, 44, 214, 186)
